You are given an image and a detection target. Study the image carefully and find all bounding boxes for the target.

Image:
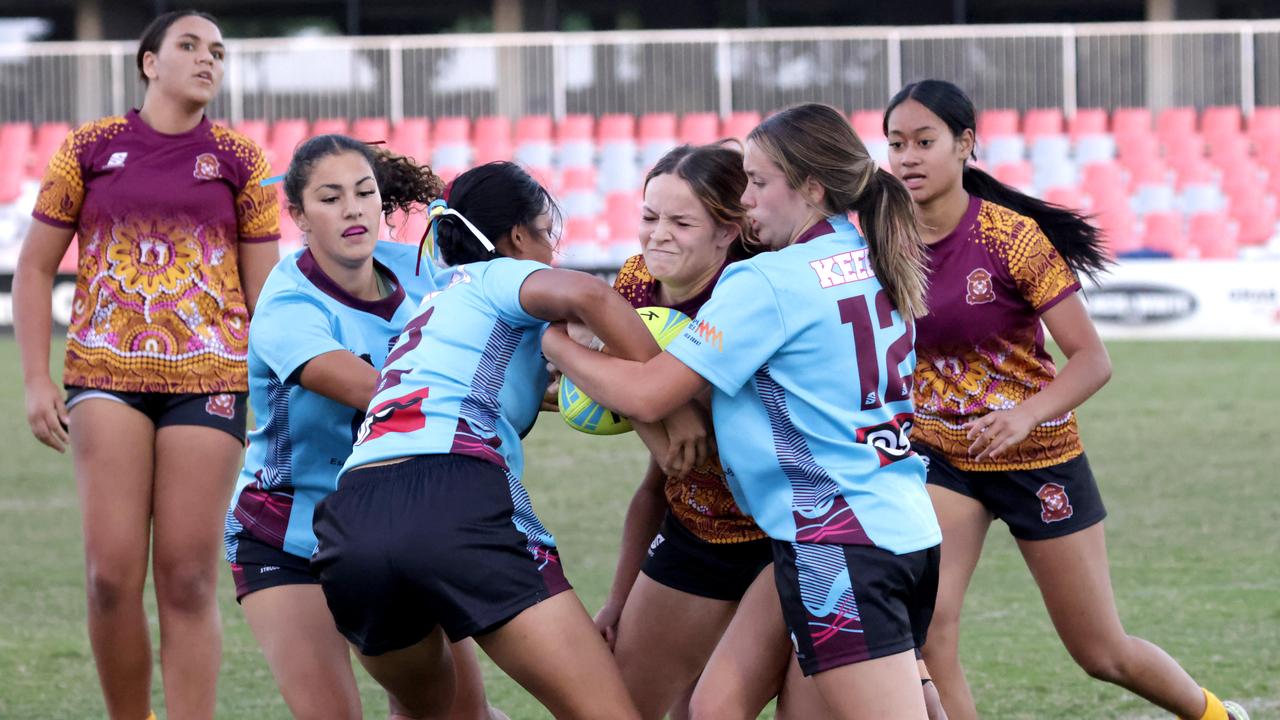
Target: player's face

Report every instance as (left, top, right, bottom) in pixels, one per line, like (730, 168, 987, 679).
(292, 151, 383, 270)
(741, 140, 814, 249)
(886, 99, 972, 206)
(143, 15, 225, 107)
(517, 210, 557, 265)
(640, 173, 734, 290)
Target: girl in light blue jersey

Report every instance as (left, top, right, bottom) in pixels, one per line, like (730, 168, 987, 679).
(226, 134, 500, 720)
(543, 104, 941, 720)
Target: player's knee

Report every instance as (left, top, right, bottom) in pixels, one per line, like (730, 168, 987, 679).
(153, 561, 217, 614)
(84, 564, 142, 614)
(1068, 638, 1132, 684)
(688, 683, 751, 720)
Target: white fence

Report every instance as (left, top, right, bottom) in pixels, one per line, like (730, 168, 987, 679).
(2, 20, 1280, 125)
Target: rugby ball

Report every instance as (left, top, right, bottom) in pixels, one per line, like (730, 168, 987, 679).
(558, 306, 693, 435)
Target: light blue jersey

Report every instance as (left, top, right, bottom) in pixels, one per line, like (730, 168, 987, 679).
(665, 216, 941, 554)
(225, 242, 437, 562)
(341, 257, 555, 549)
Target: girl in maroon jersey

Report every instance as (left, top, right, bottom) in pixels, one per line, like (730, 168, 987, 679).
(14, 11, 279, 720)
(885, 79, 1247, 720)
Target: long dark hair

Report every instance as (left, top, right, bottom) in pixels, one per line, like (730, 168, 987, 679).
(437, 162, 561, 266)
(748, 103, 928, 321)
(645, 143, 757, 261)
(284, 134, 444, 216)
(885, 80, 1108, 281)
(136, 10, 221, 85)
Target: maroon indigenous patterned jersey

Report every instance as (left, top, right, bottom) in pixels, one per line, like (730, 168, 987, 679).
(613, 254, 766, 544)
(912, 197, 1083, 471)
(32, 111, 280, 393)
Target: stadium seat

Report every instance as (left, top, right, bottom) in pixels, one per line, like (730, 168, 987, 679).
(557, 114, 596, 169)
(722, 111, 762, 143)
(982, 136, 1025, 166)
(1043, 186, 1086, 212)
(1201, 105, 1242, 137)
(1074, 134, 1116, 165)
(560, 166, 599, 218)
(389, 118, 430, 162)
(351, 117, 391, 144)
(1247, 106, 1280, 140)
(0, 123, 32, 201)
(1034, 159, 1078, 194)
(992, 161, 1033, 191)
(268, 119, 309, 173)
(1067, 108, 1108, 140)
(977, 108, 1019, 139)
(1206, 134, 1250, 168)
(1081, 162, 1129, 198)
(1140, 211, 1188, 257)
(849, 110, 886, 142)
(597, 114, 639, 193)
(1156, 107, 1197, 143)
(1023, 108, 1064, 144)
(310, 118, 349, 138)
(1228, 185, 1279, 246)
(1111, 107, 1152, 138)
(473, 116, 513, 164)
(678, 113, 720, 146)
(515, 115, 554, 170)
(431, 117, 473, 171)
(1093, 203, 1141, 257)
(639, 112, 678, 169)
(597, 114, 636, 144)
(30, 122, 70, 178)
(1162, 134, 1204, 172)
(1188, 211, 1239, 259)
(232, 119, 269, 148)
(604, 190, 641, 242)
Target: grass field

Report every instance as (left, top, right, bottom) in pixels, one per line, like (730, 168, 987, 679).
(0, 338, 1277, 719)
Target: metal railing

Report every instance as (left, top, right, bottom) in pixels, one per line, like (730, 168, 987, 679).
(2, 20, 1279, 125)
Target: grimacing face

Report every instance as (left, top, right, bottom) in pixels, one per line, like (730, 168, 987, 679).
(640, 173, 735, 290)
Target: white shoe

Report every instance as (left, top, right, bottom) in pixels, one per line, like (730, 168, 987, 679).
(1223, 700, 1250, 720)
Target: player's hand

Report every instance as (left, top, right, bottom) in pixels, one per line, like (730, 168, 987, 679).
(965, 406, 1036, 462)
(593, 600, 623, 650)
(541, 363, 561, 412)
(24, 375, 70, 453)
(661, 403, 713, 480)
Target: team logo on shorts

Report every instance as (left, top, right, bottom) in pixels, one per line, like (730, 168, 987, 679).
(1036, 482, 1073, 523)
(354, 388, 431, 445)
(965, 268, 996, 305)
(647, 533, 665, 557)
(205, 393, 237, 419)
(855, 413, 915, 467)
(193, 153, 221, 180)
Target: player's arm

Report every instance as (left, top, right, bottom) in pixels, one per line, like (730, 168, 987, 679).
(967, 292, 1111, 461)
(595, 459, 667, 649)
(13, 219, 76, 452)
(297, 351, 380, 411)
(520, 269, 661, 364)
(543, 324, 708, 424)
(238, 240, 280, 316)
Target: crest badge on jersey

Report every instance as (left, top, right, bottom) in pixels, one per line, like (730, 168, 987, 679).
(1036, 482, 1073, 523)
(965, 268, 995, 305)
(206, 393, 237, 419)
(193, 152, 221, 181)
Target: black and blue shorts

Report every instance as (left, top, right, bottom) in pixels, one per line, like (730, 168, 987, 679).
(65, 386, 248, 443)
(921, 447, 1107, 541)
(641, 511, 771, 602)
(773, 540, 939, 677)
(312, 453, 571, 656)
(228, 533, 317, 602)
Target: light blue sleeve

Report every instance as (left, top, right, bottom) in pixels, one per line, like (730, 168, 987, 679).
(665, 262, 786, 396)
(250, 289, 344, 383)
(483, 258, 553, 328)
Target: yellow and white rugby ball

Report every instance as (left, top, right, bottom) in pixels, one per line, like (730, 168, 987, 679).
(558, 306, 693, 435)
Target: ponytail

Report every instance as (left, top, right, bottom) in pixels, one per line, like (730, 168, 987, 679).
(371, 146, 444, 217)
(852, 168, 929, 322)
(962, 166, 1108, 282)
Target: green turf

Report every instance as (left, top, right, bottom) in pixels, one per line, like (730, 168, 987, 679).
(0, 339, 1276, 718)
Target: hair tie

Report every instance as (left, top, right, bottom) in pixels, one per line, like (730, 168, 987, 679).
(416, 198, 496, 275)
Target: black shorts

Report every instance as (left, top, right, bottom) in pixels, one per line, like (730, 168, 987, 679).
(641, 511, 771, 602)
(228, 533, 317, 602)
(312, 454, 572, 656)
(774, 541, 939, 677)
(921, 447, 1107, 541)
(65, 386, 248, 443)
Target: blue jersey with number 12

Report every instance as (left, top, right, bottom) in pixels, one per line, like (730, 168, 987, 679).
(665, 215, 940, 554)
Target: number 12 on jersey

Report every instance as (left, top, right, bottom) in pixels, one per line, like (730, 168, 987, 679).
(838, 289, 915, 411)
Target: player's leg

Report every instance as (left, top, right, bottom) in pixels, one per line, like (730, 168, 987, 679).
(475, 591, 642, 720)
(687, 569, 791, 720)
(241, 583, 362, 720)
(778, 651, 947, 720)
(447, 638, 506, 720)
(919, 484, 992, 720)
(612, 573, 738, 719)
(69, 397, 156, 720)
(152, 408, 244, 720)
(1019, 522, 1216, 718)
(811, 650, 928, 720)
(356, 626, 459, 719)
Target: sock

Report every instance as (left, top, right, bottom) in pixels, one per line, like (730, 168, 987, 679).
(1197, 688, 1229, 720)
(145, 713, 157, 720)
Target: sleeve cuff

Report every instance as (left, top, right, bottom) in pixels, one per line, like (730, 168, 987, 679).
(1036, 282, 1082, 315)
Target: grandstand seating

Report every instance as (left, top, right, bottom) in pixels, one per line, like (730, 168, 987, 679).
(2, 105, 1279, 268)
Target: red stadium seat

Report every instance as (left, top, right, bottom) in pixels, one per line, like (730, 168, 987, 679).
(1140, 211, 1188, 258)
(0, 123, 32, 199)
(1111, 107, 1152, 139)
(604, 191, 641, 242)
(1188, 211, 1238, 259)
(722, 111, 762, 143)
(678, 113, 720, 146)
(991, 161, 1033, 190)
(849, 110, 886, 142)
(1173, 158, 1218, 191)
(310, 118, 349, 138)
(1043, 186, 1086, 212)
(268, 119, 309, 173)
(977, 109, 1019, 139)
(473, 116, 513, 164)
(351, 117, 391, 144)
(1156, 107, 1196, 139)
(1247, 106, 1280, 140)
(232, 119, 268, 148)
(389, 118, 430, 162)
(433, 117, 471, 145)
(1116, 134, 1161, 175)
(30, 122, 70, 178)
(1022, 108, 1064, 144)
(564, 215, 601, 244)
(1228, 185, 1278, 246)
(1068, 108, 1108, 140)
(1201, 106, 1242, 137)
(1081, 161, 1129, 198)
(1162, 133, 1204, 170)
(515, 115, 553, 144)
(560, 166, 597, 193)
(1206, 135, 1250, 168)
(638, 113, 677, 144)
(597, 114, 636, 144)
(1093, 204, 1141, 257)
(556, 114, 595, 144)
